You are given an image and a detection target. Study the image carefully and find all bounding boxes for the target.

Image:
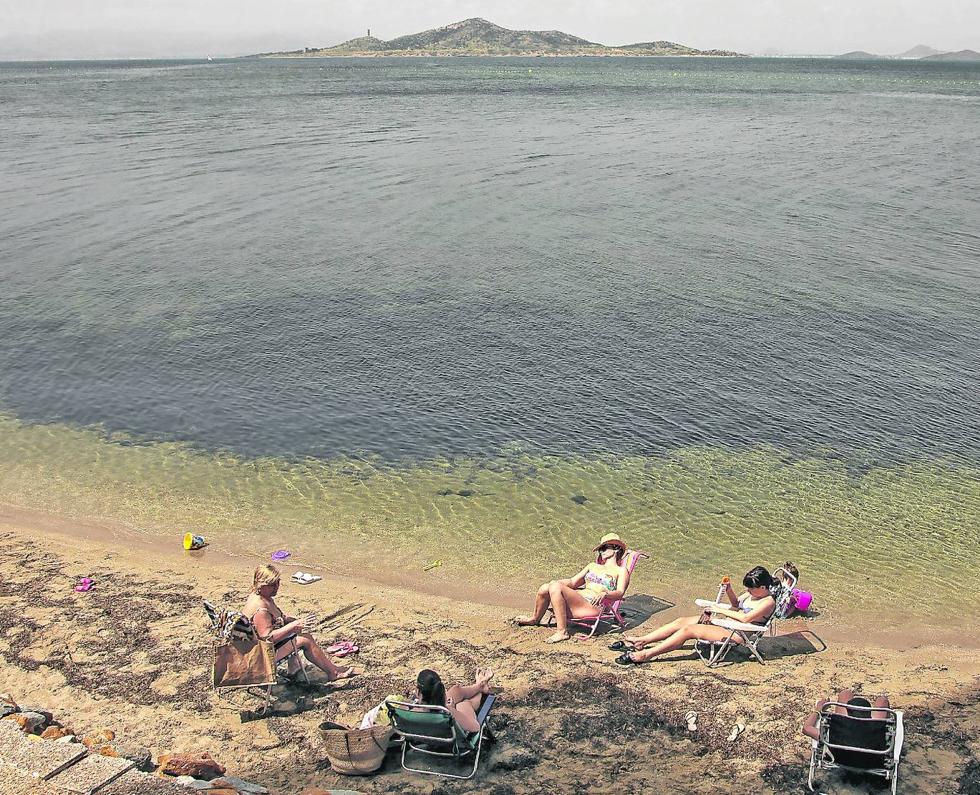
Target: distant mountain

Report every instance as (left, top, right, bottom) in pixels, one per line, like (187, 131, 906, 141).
(834, 51, 884, 60)
(922, 49, 980, 61)
(893, 45, 942, 58)
(253, 18, 740, 57)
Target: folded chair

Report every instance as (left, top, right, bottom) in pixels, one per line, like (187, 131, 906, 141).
(692, 567, 796, 667)
(547, 550, 649, 638)
(808, 701, 904, 795)
(385, 694, 497, 780)
(203, 599, 309, 715)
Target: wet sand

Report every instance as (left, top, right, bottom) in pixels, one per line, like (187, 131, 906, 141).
(1, 506, 978, 794)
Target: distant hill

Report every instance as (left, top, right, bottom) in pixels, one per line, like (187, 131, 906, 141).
(893, 45, 942, 58)
(922, 49, 980, 61)
(834, 51, 885, 60)
(253, 18, 741, 57)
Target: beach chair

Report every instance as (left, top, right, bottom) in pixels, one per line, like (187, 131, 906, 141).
(203, 600, 309, 715)
(692, 567, 796, 667)
(385, 694, 497, 780)
(547, 550, 649, 638)
(808, 702, 904, 794)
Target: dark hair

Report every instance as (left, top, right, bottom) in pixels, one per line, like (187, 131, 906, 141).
(846, 696, 872, 718)
(417, 669, 446, 707)
(743, 566, 774, 589)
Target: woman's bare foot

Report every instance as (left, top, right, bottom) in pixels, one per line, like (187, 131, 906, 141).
(545, 631, 570, 644)
(476, 668, 495, 692)
(513, 615, 540, 626)
(329, 666, 356, 682)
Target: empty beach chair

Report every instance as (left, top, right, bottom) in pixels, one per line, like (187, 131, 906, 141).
(385, 694, 497, 780)
(547, 550, 649, 638)
(808, 701, 904, 794)
(692, 567, 796, 667)
(203, 599, 309, 715)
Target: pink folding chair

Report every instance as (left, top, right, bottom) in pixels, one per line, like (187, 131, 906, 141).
(547, 550, 649, 638)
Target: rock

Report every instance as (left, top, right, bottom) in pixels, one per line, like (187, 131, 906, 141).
(17, 705, 53, 723)
(82, 729, 115, 748)
(174, 777, 197, 787)
(158, 752, 226, 780)
(116, 744, 153, 772)
(56, 734, 79, 744)
(41, 726, 70, 740)
(4, 711, 47, 733)
(0, 705, 17, 719)
(205, 790, 237, 795)
(0, 693, 17, 710)
(211, 776, 267, 794)
(96, 744, 119, 757)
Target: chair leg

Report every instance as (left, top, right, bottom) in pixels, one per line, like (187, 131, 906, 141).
(807, 747, 818, 792)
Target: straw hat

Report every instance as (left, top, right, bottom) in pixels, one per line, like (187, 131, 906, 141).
(593, 533, 627, 552)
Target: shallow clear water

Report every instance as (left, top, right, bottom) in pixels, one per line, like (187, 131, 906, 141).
(0, 57, 978, 620)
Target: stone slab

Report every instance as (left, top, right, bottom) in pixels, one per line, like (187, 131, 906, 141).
(0, 720, 88, 780)
(100, 769, 189, 795)
(47, 753, 134, 794)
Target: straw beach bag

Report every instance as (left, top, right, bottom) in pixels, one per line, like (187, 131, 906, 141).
(319, 722, 394, 775)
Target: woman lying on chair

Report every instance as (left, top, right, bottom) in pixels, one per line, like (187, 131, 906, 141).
(243, 564, 354, 682)
(803, 688, 892, 740)
(513, 533, 632, 644)
(612, 566, 776, 666)
(411, 668, 494, 733)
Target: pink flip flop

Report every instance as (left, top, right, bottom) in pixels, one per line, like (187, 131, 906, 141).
(74, 577, 94, 592)
(326, 641, 359, 657)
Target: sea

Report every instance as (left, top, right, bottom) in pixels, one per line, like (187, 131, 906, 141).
(1, 56, 978, 624)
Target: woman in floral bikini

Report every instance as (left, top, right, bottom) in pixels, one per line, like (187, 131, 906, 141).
(513, 533, 633, 644)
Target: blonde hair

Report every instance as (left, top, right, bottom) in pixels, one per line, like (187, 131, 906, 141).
(253, 564, 281, 593)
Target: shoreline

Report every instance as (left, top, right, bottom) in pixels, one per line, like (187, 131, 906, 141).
(1, 501, 975, 651)
(0, 510, 978, 793)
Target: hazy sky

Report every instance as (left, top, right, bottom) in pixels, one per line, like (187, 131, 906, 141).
(1, 0, 977, 59)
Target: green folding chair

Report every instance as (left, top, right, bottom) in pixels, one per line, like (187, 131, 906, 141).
(385, 694, 496, 780)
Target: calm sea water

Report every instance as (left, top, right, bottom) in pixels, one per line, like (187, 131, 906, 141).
(1, 57, 978, 621)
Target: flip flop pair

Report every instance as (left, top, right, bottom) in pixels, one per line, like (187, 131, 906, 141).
(290, 571, 322, 585)
(74, 577, 94, 593)
(326, 641, 359, 658)
(608, 639, 636, 652)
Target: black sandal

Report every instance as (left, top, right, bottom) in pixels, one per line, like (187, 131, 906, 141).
(614, 652, 644, 667)
(608, 640, 635, 652)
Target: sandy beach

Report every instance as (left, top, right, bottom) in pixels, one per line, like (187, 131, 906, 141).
(1, 504, 978, 794)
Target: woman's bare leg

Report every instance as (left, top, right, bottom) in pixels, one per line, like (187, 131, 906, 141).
(516, 583, 553, 626)
(546, 582, 598, 642)
(287, 635, 353, 681)
(631, 624, 736, 662)
(625, 616, 700, 648)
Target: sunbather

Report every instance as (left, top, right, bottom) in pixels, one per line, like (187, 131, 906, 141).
(513, 533, 633, 644)
(242, 564, 354, 682)
(803, 689, 891, 740)
(612, 566, 776, 666)
(410, 668, 494, 733)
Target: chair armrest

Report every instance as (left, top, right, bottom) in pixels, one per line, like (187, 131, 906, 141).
(476, 693, 497, 727)
(710, 617, 766, 633)
(694, 599, 728, 609)
(894, 711, 904, 760)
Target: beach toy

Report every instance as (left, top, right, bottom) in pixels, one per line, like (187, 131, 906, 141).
(183, 533, 207, 550)
(792, 589, 813, 612)
(423, 559, 442, 572)
(271, 549, 291, 561)
(74, 577, 94, 593)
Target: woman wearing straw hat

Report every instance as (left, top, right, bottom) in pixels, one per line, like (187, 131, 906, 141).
(513, 533, 632, 644)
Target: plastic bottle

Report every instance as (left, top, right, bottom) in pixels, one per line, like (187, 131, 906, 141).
(716, 576, 731, 604)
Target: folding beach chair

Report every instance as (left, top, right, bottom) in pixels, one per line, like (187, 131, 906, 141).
(385, 694, 497, 780)
(808, 701, 904, 794)
(692, 567, 796, 667)
(203, 599, 309, 715)
(547, 550, 649, 638)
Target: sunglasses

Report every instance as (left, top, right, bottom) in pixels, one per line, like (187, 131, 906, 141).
(597, 545, 617, 552)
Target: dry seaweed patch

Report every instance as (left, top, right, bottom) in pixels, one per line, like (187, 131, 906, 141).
(0, 536, 210, 711)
